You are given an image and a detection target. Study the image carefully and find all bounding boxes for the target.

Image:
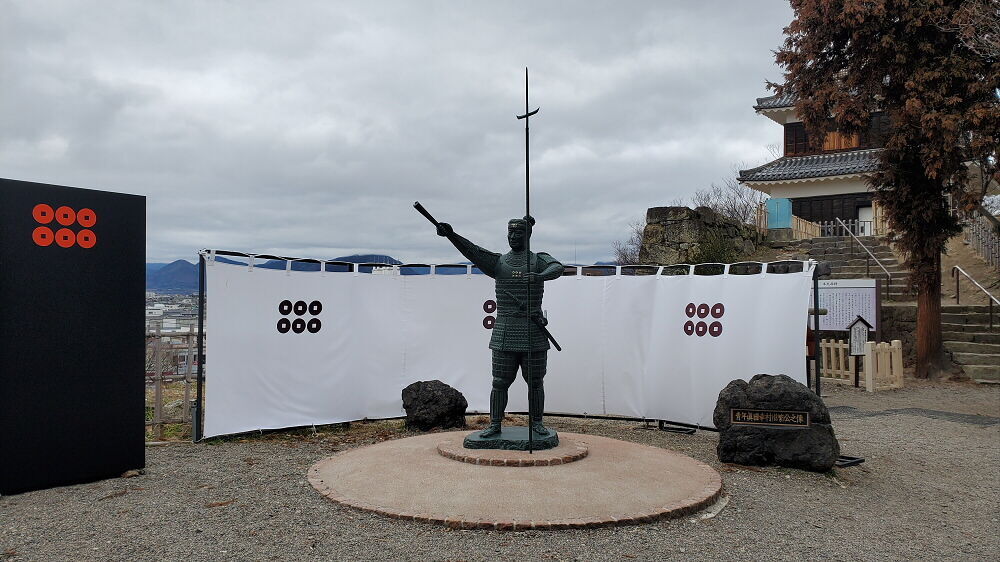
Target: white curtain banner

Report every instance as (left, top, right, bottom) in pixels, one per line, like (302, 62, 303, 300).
(204, 260, 813, 438)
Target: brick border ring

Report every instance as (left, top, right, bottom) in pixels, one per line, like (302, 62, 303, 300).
(436, 434, 589, 466)
(308, 431, 723, 530)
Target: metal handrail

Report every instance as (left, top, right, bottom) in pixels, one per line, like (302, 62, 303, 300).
(951, 266, 999, 329)
(835, 217, 893, 299)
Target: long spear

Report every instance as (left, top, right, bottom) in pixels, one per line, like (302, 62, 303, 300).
(516, 67, 538, 453)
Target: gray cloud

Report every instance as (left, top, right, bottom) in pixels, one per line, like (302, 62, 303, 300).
(1, 0, 791, 264)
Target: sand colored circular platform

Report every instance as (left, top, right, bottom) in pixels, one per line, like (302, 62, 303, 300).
(437, 433, 589, 466)
(308, 431, 723, 530)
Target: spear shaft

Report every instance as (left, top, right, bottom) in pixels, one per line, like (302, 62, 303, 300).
(516, 67, 539, 453)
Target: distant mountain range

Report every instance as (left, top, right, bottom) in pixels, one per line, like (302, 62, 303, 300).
(146, 254, 403, 293)
(147, 254, 615, 293)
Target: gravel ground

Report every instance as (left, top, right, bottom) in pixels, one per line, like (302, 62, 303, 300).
(3, 382, 999, 561)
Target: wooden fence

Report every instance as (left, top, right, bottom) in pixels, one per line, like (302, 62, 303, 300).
(792, 215, 821, 239)
(146, 328, 201, 441)
(755, 203, 768, 236)
(813, 339, 904, 391)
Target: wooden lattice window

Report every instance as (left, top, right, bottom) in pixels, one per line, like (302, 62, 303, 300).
(861, 111, 889, 148)
(784, 122, 809, 155)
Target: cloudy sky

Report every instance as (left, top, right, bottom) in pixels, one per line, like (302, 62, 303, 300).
(2, 1, 793, 264)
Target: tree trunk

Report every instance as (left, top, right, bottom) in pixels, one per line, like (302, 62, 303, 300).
(915, 251, 947, 378)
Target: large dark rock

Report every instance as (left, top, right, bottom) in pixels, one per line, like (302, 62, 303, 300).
(401, 380, 468, 431)
(714, 374, 840, 472)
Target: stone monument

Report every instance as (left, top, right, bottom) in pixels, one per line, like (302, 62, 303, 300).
(713, 374, 840, 472)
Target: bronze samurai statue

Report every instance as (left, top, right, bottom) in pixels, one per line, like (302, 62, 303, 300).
(434, 216, 564, 438)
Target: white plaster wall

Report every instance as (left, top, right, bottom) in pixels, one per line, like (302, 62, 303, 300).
(759, 108, 798, 125)
(766, 176, 871, 199)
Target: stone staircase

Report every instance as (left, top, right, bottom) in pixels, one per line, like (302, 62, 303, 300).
(779, 235, 914, 301)
(776, 235, 999, 382)
(941, 305, 1000, 382)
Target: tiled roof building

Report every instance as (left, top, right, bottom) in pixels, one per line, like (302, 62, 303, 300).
(739, 93, 889, 236)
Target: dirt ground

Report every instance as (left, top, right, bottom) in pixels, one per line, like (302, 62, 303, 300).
(3, 379, 998, 561)
(823, 376, 999, 417)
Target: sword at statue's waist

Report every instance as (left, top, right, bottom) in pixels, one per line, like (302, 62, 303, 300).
(495, 288, 562, 352)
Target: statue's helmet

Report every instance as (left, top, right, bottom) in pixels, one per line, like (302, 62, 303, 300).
(508, 215, 535, 235)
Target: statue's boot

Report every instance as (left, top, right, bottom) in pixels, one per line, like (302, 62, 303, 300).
(529, 388, 549, 436)
(479, 424, 502, 438)
(479, 388, 507, 438)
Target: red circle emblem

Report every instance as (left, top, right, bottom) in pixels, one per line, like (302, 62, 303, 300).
(709, 321, 723, 337)
(55, 228, 76, 248)
(683, 320, 695, 335)
(33, 226, 54, 246)
(77, 229, 97, 249)
(56, 206, 76, 226)
(685, 303, 696, 318)
(695, 321, 708, 337)
(711, 303, 725, 318)
(77, 208, 97, 227)
(696, 303, 710, 318)
(33, 204, 54, 224)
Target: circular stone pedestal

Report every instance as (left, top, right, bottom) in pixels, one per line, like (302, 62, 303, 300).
(438, 433, 587, 466)
(308, 431, 723, 530)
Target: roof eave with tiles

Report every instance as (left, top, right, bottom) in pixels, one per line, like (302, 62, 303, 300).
(753, 92, 797, 112)
(738, 148, 882, 184)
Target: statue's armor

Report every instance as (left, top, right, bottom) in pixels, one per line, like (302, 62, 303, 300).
(492, 251, 551, 352)
(445, 232, 563, 353)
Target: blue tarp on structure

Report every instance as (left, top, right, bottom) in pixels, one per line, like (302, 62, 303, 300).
(766, 198, 792, 229)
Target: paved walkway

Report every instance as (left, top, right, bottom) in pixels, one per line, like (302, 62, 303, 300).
(308, 431, 722, 529)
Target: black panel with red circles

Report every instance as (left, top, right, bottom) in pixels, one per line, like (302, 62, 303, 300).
(1, 178, 145, 495)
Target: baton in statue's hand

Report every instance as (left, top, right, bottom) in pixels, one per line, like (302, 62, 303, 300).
(414, 201, 453, 237)
(413, 201, 439, 226)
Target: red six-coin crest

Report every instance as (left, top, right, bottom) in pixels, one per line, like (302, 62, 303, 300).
(31, 204, 98, 248)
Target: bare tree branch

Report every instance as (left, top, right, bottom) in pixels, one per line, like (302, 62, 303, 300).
(935, 0, 1000, 60)
(691, 171, 767, 225)
(612, 219, 645, 265)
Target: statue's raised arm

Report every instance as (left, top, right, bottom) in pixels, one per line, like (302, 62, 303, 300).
(414, 201, 501, 277)
(435, 223, 501, 278)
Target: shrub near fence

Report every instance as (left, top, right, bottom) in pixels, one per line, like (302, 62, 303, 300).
(812, 339, 904, 391)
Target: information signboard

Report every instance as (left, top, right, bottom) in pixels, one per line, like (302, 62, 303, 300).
(848, 316, 872, 356)
(810, 279, 879, 332)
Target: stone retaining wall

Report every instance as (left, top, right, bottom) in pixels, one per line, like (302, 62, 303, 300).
(880, 303, 917, 363)
(638, 206, 758, 265)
